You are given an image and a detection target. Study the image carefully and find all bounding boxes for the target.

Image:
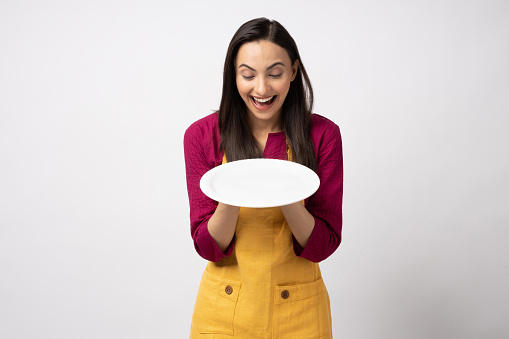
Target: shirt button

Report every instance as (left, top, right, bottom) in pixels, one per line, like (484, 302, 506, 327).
(281, 290, 290, 299)
(225, 285, 233, 295)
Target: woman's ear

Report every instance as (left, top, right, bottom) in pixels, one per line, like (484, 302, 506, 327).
(291, 60, 299, 81)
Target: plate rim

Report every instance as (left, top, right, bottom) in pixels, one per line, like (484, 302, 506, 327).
(199, 158, 320, 208)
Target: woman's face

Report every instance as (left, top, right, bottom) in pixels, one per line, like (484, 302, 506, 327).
(235, 40, 298, 129)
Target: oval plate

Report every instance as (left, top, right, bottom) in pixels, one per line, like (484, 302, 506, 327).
(200, 158, 320, 208)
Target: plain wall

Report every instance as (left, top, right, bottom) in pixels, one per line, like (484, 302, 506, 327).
(1, 0, 508, 338)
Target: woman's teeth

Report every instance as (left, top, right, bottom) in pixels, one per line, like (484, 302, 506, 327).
(253, 96, 274, 103)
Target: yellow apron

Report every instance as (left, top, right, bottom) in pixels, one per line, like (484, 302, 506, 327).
(190, 149, 332, 339)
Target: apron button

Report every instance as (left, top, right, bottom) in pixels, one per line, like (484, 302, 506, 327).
(225, 285, 233, 295)
(281, 290, 290, 299)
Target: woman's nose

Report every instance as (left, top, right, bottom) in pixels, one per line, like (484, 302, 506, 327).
(255, 77, 269, 94)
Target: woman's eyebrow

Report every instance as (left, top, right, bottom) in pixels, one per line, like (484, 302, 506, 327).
(266, 62, 285, 70)
(238, 62, 286, 71)
(238, 63, 256, 71)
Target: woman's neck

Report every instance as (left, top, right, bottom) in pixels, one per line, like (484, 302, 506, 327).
(248, 112, 283, 152)
(248, 113, 283, 138)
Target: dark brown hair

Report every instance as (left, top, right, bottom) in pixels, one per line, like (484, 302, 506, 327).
(218, 17, 317, 171)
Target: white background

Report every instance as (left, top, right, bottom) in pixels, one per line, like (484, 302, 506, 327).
(1, 1, 508, 338)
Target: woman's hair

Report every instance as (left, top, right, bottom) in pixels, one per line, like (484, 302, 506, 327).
(218, 17, 317, 171)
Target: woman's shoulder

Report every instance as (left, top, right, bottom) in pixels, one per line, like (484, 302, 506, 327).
(310, 113, 342, 160)
(311, 113, 340, 136)
(184, 112, 222, 166)
(184, 112, 222, 160)
(185, 112, 219, 136)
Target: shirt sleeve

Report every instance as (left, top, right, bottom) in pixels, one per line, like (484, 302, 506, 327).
(183, 124, 234, 262)
(293, 124, 343, 262)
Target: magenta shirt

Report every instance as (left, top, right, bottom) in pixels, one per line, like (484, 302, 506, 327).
(184, 112, 343, 263)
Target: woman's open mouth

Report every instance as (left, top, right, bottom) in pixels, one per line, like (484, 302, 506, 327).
(251, 95, 276, 111)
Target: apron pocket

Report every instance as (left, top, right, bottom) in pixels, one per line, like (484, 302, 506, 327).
(273, 278, 332, 339)
(191, 269, 241, 335)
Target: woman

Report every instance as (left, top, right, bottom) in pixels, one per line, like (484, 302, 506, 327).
(184, 17, 343, 338)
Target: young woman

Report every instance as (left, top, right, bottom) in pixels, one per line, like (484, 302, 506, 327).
(184, 17, 343, 339)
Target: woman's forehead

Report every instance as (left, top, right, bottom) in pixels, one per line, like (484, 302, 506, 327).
(235, 40, 291, 69)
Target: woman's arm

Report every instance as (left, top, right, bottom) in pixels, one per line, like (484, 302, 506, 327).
(280, 202, 315, 248)
(184, 118, 237, 262)
(288, 121, 344, 263)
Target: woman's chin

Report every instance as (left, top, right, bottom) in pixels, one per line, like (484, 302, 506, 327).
(248, 108, 280, 121)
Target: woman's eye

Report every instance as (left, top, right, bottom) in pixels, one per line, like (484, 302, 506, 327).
(242, 75, 254, 80)
(270, 74, 282, 78)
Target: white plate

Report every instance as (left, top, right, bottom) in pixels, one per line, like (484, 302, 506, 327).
(200, 158, 320, 208)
